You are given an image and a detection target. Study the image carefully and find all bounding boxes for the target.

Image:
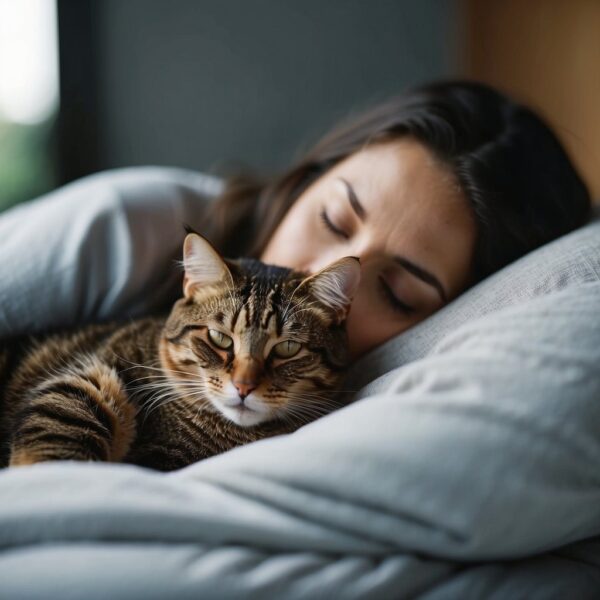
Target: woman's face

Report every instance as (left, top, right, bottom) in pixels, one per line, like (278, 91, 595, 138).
(260, 138, 477, 360)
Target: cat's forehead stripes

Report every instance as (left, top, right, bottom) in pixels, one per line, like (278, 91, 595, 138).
(232, 276, 285, 330)
(176, 262, 337, 364)
(230, 280, 282, 349)
(260, 286, 283, 334)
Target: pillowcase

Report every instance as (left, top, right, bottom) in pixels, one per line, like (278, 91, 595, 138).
(0, 166, 223, 339)
(346, 205, 600, 393)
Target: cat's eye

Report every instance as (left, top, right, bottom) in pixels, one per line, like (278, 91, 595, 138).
(273, 340, 302, 359)
(208, 328, 233, 350)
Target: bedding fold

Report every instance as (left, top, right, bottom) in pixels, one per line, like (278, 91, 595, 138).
(2, 168, 600, 597)
(0, 284, 599, 599)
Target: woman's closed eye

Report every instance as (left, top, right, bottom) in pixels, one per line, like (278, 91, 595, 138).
(319, 208, 349, 240)
(319, 207, 416, 316)
(378, 276, 416, 315)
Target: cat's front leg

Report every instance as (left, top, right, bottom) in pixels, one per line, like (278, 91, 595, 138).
(9, 361, 137, 467)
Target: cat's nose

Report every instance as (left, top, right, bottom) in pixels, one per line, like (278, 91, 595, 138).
(233, 380, 257, 399)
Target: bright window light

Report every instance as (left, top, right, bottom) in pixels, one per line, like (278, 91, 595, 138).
(0, 0, 59, 124)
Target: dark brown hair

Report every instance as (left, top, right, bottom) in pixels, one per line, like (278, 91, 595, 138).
(198, 79, 591, 286)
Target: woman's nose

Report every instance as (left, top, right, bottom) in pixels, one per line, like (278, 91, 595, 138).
(305, 246, 373, 275)
(305, 257, 347, 274)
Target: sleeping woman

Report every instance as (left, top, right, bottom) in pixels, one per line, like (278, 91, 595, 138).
(0, 80, 591, 470)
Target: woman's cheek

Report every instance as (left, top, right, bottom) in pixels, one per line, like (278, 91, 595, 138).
(345, 288, 377, 357)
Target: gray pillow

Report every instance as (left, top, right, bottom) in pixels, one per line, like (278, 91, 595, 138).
(346, 205, 600, 393)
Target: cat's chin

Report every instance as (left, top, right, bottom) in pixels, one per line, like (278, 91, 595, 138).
(218, 404, 270, 428)
(214, 389, 273, 427)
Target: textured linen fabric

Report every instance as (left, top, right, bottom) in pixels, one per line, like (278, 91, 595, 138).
(0, 168, 599, 598)
(0, 166, 222, 339)
(0, 283, 599, 598)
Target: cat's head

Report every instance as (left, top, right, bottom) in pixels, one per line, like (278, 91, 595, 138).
(159, 232, 361, 428)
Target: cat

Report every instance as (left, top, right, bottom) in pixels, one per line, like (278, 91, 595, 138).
(0, 232, 361, 471)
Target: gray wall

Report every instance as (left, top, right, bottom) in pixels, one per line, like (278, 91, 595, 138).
(96, 0, 458, 176)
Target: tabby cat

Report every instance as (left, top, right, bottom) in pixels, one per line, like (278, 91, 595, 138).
(0, 233, 360, 471)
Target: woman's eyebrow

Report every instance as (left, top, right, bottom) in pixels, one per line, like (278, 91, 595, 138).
(339, 178, 367, 222)
(338, 176, 447, 303)
(393, 256, 448, 303)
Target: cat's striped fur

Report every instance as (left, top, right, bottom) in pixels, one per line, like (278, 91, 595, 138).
(0, 234, 360, 471)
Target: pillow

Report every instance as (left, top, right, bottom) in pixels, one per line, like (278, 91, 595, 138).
(0, 173, 599, 594)
(0, 166, 223, 339)
(346, 205, 600, 394)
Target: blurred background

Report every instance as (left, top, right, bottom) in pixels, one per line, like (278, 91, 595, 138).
(0, 0, 598, 213)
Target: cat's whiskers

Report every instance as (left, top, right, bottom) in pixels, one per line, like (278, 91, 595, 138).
(284, 304, 322, 322)
(277, 403, 314, 426)
(134, 375, 211, 422)
(250, 379, 350, 422)
(282, 288, 320, 318)
(197, 265, 237, 316)
(221, 274, 239, 314)
(111, 352, 200, 380)
(274, 408, 300, 429)
(38, 350, 103, 383)
(113, 357, 161, 370)
(295, 385, 362, 399)
(135, 378, 180, 398)
(140, 379, 210, 424)
(297, 395, 346, 414)
(284, 390, 344, 418)
(126, 371, 201, 389)
(136, 377, 208, 397)
(141, 393, 179, 426)
(287, 407, 331, 425)
(280, 279, 308, 322)
(286, 399, 332, 419)
(190, 394, 215, 425)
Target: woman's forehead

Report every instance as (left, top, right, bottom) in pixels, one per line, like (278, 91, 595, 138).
(331, 139, 472, 239)
(326, 138, 477, 294)
(335, 139, 459, 204)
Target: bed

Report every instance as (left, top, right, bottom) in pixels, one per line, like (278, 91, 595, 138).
(0, 167, 599, 598)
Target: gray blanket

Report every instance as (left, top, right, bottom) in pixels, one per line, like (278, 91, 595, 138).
(1, 168, 599, 598)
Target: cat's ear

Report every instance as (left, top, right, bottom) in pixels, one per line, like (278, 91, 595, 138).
(182, 233, 232, 298)
(300, 256, 361, 323)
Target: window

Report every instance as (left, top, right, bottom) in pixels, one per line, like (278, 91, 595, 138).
(0, 0, 59, 212)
